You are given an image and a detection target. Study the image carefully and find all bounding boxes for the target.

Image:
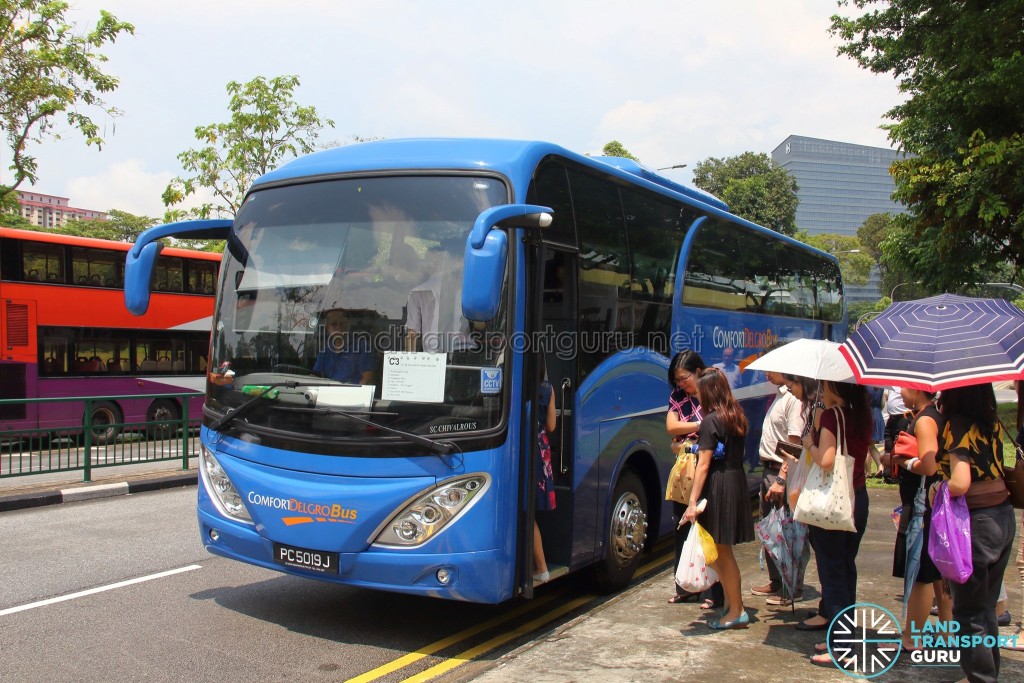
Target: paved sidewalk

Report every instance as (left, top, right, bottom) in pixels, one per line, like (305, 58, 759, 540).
(473, 488, 1024, 683)
(0, 459, 197, 511)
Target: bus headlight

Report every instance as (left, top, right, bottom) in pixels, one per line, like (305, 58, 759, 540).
(372, 474, 489, 548)
(199, 446, 253, 524)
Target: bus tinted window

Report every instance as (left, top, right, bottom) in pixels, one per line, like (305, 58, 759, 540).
(684, 218, 844, 321)
(71, 247, 122, 288)
(569, 169, 630, 376)
(622, 189, 697, 353)
(23, 242, 64, 283)
(154, 256, 184, 292)
(188, 259, 217, 294)
(529, 160, 577, 248)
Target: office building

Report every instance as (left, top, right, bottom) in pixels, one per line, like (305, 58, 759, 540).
(771, 135, 907, 302)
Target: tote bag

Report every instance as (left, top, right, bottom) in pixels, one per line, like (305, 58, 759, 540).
(665, 449, 696, 504)
(793, 408, 857, 532)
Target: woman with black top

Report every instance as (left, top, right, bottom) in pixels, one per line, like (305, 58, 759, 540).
(891, 387, 951, 652)
(938, 384, 1015, 683)
(681, 367, 754, 630)
(665, 350, 721, 607)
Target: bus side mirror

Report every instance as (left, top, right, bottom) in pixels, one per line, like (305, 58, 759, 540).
(462, 205, 552, 322)
(124, 219, 231, 315)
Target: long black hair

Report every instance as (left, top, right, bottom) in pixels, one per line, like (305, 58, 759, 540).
(823, 380, 872, 440)
(940, 384, 997, 437)
(668, 349, 707, 390)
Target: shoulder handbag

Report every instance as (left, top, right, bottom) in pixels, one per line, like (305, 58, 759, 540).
(996, 419, 1024, 509)
(793, 408, 857, 532)
(892, 430, 919, 459)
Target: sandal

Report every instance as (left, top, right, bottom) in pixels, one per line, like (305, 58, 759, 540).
(668, 591, 701, 604)
(700, 598, 725, 610)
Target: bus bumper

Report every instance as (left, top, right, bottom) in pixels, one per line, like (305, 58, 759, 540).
(198, 507, 512, 603)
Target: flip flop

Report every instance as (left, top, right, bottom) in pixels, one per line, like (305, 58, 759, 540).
(700, 598, 724, 610)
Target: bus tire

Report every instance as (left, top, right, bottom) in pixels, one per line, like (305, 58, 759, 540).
(146, 399, 181, 440)
(593, 469, 649, 594)
(87, 401, 122, 445)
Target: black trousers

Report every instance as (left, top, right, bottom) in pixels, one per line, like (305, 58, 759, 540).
(950, 501, 1016, 683)
(807, 486, 870, 621)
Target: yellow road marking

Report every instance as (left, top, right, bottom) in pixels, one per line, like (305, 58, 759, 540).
(343, 590, 563, 683)
(347, 544, 672, 683)
(400, 595, 594, 683)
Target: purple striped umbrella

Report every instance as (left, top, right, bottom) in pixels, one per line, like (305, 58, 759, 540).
(839, 294, 1024, 391)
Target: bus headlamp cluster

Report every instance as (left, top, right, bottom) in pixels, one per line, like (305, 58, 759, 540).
(199, 446, 253, 523)
(373, 474, 489, 547)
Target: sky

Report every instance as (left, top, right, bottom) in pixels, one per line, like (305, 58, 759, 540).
(6, 0, 903, 218)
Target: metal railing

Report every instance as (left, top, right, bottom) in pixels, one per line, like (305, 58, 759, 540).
(0, 392, 202, 482)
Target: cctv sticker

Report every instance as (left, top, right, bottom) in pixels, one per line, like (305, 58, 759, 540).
(480, 368, 502, 394)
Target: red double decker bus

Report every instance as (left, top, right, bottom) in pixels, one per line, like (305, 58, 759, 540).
(0, 227, 220, 442)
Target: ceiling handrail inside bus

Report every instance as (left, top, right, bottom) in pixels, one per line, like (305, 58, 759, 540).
(125, 219, 231, 315)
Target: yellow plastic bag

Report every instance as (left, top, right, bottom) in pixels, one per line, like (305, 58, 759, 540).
(665, 449, 696, 504)
(695, 522, 718, 564)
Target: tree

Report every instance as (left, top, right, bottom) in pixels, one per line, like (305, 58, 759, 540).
(601, 140, 639, 162)
(800, 232, 873, 286)
(691, 152, 799, 236)
(0, 1, 134, 205)
(56, 210, 157, 242)
(163, 75, 335, 219)
(831, 0, 1024, 292)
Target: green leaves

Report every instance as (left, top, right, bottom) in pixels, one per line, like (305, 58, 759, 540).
(0, 1, 134, 204)
(832, 0, 1024, 294)
(691, 152, 799, 235)
(163, 75, 335, 219)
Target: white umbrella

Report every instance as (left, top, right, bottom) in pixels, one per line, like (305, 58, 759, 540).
(746, 338, 855, 382)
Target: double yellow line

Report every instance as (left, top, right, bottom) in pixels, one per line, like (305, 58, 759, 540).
(345, 545, 672, 683)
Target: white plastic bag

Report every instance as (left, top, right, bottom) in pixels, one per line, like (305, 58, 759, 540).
(675, 522, 719, 593)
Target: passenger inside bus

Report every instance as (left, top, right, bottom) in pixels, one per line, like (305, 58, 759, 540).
(311, 308, 376, 385)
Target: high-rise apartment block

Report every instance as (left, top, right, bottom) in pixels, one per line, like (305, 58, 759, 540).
(14, 191, 106, 229)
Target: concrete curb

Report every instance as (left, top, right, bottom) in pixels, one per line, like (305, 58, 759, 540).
(0, 473, 197, 512)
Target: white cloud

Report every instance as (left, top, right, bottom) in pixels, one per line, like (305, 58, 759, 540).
(65, 160, 171, 217)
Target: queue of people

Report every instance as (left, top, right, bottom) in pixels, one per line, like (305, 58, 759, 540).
(663, 350, 1021, 682)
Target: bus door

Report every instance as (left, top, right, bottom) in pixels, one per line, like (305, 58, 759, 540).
(0, 299, 36, 425)
(535, 247, 577, 578)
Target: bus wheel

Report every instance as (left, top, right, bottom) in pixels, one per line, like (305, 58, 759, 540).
(146, 399, 181, 440)
(594, 469, 649, 593)
(87, 402, 123, 445)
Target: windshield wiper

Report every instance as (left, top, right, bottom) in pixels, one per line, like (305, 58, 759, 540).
(209, 381, 333, 431)
(314, 407, 455, 455)
(209, 381, 455, 455)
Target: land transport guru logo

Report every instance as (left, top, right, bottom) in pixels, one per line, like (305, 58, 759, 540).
(824, 602, 1020, 678)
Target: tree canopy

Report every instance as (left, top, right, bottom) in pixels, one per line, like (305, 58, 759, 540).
(163, 75, 334, 219)
(691, 152, 799, 236)
(0, 1, 133, 205)
(600, 140, 639, 162)
(831, 0, 1024, 292)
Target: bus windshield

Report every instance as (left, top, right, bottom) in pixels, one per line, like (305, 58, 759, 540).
(207, 175, 510, 449)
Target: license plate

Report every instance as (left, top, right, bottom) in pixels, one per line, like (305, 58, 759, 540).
(272, 542, 339, 574)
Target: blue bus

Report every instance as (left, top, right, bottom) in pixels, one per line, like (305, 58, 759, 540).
(124, 139, 846, 604)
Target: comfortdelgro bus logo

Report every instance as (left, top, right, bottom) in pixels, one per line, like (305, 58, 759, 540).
(247, 491, 358, 526)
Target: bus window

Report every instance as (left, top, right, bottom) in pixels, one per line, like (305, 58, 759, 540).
(71, 247, 121, 288)
(40, 336, 68, 375)
(683, 219, 781, 313)
(23, 243, 64, 284)
(188, 259, 218, 294)
(154, 256, 184, 292)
